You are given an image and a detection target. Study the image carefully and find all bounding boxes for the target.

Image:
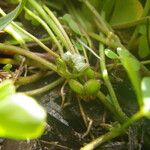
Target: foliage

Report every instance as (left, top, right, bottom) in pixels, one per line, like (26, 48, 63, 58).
(0, 0, 27, 30)
(0, 0, 150, 149)
(0, 80, 46, 139)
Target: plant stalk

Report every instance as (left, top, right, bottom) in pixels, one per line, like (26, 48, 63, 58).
(81, 110, 143, 150)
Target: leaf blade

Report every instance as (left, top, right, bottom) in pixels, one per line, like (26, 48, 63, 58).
(0, 0, 27, 30)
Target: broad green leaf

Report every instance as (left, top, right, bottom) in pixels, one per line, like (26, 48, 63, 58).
(0, 93, 46, 139)
(141, 77, 150, 113)
(0, 0, 27, 30)
(102, 0, 115, 21)
(110, 0, 143, 25)
(138, 35, 150, 58)
(105, 49, 119, 59)
(0, 80, 15, 101)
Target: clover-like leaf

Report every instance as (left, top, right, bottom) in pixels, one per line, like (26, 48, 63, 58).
(105, 49, 119, 59)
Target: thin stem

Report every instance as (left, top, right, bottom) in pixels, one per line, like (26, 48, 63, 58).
(99, 35, 128, 123)
(43, 5, 75, 53)
(81, 0, 110, 36)
(0, 58, 16, 65)
(65, 1, 93, 48)
(96, 91, 122, 121)
(0, 7, 56, 56)
(78, 39, 101, 60)
(107, 60, 150, 68)
(0, 43, 58, 73)
(80, 110, 143, 150)
(12, 22, 59, 58)
(88, 32, 117, 48)
(15, 71, 45, 86)
(24, 77, 64, 95)
(24, 7, 64, 55)
(112, 16, 150, 30)
(29, 0, 74, 53)
(0, 8, 27, 48)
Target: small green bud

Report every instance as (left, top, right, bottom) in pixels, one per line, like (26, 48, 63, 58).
(84, 79, 100, 95)
(68, 79, 84, 95)
(84, 68, 95, 79)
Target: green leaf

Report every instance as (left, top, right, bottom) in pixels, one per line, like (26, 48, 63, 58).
(105, 49, 119, 59)
(0, 80, 15, 100)
(102, 0, 115, 21)
(63, 14, 81, 35)
(138, 35, 150, 58)
(69, 21, 81, 35)
(0, 93, 46, 139)
(110, 0, 143, 25)
(141, 77, 150, 113)
(0, 0, 27, 30)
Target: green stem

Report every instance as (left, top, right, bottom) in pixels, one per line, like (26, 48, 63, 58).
(99, 35, 128, 123)
(15, 71, 45, 86)
(0, 58, 16, 65)
(43, 5, 75, 53)
(96, 91, 125, 122)
(0, 43, 58, 73)
(24, 7, 64, 55)
(112, 16, 150, 30)
(65, 1, 93, 48)
(24, 77, 64, 95)
(88, 32, 150, 76)
(0, 8, 27, 48)
(80, 0, 110, 36)
(128, 0, 150, 49)
(80, 110, 143, 150)
(0, 7, 56, 56)
(29, 0, 74, 53)
(107, 60, 150, 68)
(88, 32, 117, 48)
(12, 22, 59, 58)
